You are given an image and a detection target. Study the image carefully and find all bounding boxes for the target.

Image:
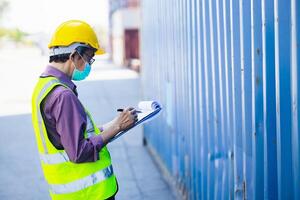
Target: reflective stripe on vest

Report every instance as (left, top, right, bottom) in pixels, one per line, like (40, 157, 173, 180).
(49, 165, 114, 194)
(86, 113, 97, 138)
(40, 151, 70, 164)
(36, 79, 60, 154)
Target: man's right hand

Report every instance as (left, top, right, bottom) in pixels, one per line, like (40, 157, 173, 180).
(114, 107, 138, 132)
(100, 107, 138, 145)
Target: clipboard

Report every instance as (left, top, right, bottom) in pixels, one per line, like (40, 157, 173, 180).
(109, 101, 162, 143)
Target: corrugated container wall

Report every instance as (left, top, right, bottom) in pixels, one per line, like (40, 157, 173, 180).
(140, 0, 299, 199)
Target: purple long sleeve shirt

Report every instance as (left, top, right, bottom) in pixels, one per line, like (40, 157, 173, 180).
(40, 65, 104, 163)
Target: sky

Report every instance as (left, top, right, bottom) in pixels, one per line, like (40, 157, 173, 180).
(2, 0, 109, 34)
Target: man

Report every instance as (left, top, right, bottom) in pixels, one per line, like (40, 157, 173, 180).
(31, 20, 137, 200)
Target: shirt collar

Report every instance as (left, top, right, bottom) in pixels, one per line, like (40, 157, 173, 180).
(41, 65, 77, 93)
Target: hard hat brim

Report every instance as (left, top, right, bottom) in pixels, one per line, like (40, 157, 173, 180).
(95, 47, 106, 55)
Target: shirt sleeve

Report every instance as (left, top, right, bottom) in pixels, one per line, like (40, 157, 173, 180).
(47, 87, 104, 163)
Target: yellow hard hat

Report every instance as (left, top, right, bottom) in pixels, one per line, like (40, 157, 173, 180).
(48, 20, 105, 55)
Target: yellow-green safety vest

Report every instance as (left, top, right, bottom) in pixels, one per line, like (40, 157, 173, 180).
(31, 76, 117, 200)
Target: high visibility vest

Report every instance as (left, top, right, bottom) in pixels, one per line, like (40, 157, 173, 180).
(31, 76, 117, 200)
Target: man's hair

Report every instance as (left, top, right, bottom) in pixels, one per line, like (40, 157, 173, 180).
(49, 53, 71, 63)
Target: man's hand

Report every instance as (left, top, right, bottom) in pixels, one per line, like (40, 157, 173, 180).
(114, 107, 138, 132)
(100, 107, 138, 145)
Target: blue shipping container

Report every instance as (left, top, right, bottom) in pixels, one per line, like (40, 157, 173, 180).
(140, 0, 300, 199)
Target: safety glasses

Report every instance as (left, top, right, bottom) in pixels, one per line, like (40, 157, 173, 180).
(77, 51, 95, 65)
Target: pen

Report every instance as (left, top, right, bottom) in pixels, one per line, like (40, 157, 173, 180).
(117, 108, 142, 113)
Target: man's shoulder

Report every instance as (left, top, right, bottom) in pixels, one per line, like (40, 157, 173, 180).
(51, 85, 76, 99)
(44, 85, 76, 105)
